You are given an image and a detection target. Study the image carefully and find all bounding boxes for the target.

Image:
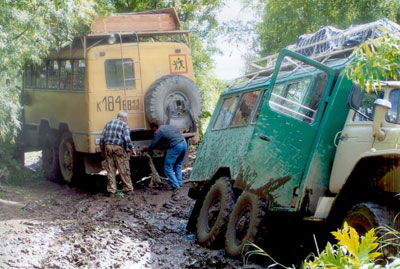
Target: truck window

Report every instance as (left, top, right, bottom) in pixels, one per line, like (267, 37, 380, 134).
(36, 63, 47, 89)
(352, 91, 380, 121)
(269, 73, 327, 124)
(72, 60, 85, 90)
(105, 59, 135, 89)
(251, 90, 267, 124)
(213, 96, 239, 130)
(387, 89, 400, 123)
(230, 90, 260, 127)
(60, 60, 72, 89)
(24, 65, 34, 88)
(48, 60, 59, 89)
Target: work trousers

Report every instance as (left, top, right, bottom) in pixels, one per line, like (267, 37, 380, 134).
(164, 140, 187, 189)
(104, 144, 133, 193)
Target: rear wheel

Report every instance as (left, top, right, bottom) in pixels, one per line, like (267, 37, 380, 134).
(42, 133, 60, 181)
(59, 133, 82, 184)
(225, 191, 264, 257)
(196, 177, 234, 247)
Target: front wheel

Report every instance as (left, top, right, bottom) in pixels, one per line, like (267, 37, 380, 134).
(196, 177, 234, 247)
(225, 191, 264, 257)
(343, 202, 399, 257)
(343, 203, 389, 236)
(59, 133, 82, 184)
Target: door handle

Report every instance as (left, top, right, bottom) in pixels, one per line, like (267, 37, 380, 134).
(259, 135, 271, 142)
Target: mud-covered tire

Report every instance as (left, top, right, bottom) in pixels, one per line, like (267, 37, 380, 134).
(59, 133, 81, 184)
(343, 203, 390, 236)
(196, 177, 234, 247)
(42, 133, 60, 181)
(225, 192, 264, 257)
(144, 75, 202, 132)
(344, 203, 400, 257)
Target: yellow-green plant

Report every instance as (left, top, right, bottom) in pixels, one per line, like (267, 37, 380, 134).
(304, 222, 381, 268)
(345, 32, 400, 93)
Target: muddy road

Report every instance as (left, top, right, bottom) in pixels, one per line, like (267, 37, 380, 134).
(0, 151, 273, 269)
(0, 178, 262, 269)
(0, 154, 327, 269)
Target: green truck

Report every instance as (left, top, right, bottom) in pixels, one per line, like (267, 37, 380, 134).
(187, 19, 400, 257)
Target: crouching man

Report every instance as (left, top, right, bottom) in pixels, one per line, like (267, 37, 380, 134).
(143, 122, 187, 190)
(100, 111, 136, 197)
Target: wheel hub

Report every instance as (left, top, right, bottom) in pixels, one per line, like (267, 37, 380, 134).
(235, 207, 251, 242)
(165, 91, 190, 118)
(207, 197, 221, 231)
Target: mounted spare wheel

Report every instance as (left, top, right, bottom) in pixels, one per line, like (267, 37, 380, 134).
(144, 75, 202, 132)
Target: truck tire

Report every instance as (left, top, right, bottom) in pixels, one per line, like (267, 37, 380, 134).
(225, 191, 264, 257)
(343, 203, 400, 257)
(144, 75, 202, 132)
(59, 132, 82, 184)
(196, 177, 234, 247)
(343, 203, 390, 236)
(42, 132, 60, 182)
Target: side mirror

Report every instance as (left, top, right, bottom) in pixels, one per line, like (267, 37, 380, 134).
(348, 84, 363, 110)
(372, 99, 392, 140)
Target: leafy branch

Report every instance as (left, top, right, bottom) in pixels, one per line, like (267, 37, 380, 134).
(345, 32, 400, 92)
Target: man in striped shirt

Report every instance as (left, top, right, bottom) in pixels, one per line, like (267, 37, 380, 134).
(100, 111, 136, 197)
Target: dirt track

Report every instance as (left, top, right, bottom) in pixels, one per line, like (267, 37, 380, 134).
(0, 171, 265, 269)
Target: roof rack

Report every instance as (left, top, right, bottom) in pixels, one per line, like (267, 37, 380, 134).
(229, 19, 400, 90)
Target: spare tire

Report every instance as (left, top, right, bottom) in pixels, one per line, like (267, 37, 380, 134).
(144, 75, 202, 132)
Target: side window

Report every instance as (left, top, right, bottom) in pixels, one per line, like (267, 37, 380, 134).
(269, 73, 328, 124)
(352, 91, 380, 121)
(387, 89, 400, 123)
(73, 60, 85, 90)
(213, 96, 239, 130)
(251, 90, 267, 124)
(231, 90, 260, 127)
(36, 62, 47, 89)
(105, 59, 135, 89)
(24, 65, 34, 88)
(48, 60, 59, 89)
(60, 60, 72, 89)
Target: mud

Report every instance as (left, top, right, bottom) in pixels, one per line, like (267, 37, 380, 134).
(0, 155, 264, 269)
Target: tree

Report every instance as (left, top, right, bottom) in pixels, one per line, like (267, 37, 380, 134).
(345, 34, 400, 92)
(255, 0, 400, 57)
(0, 0, 111, 140)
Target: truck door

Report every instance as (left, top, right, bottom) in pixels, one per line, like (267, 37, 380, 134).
(236, 49, 335, 210)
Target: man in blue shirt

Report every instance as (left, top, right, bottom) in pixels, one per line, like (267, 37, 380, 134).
(144, 122, 187, 190)
(100, 111, 136, 197)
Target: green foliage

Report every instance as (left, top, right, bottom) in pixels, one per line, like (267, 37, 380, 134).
(0, 143, 43, 188)
(244, 222, 400, 269)
(195, 70, 225, 136)
(255, 0, 400, 56)
(0, 85, 21, 141)
(345, 34, 400, 92)
(304, 222, 381, 268)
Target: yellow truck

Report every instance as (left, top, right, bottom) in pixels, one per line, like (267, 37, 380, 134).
(20, 8, 202, 183)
